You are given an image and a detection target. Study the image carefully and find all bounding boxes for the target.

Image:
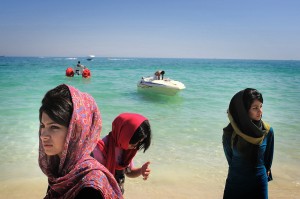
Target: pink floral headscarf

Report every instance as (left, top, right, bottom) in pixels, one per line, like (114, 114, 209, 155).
(39, 85, 123, 199)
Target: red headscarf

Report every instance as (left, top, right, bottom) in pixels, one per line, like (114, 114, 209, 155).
(39, 85, 123, 199)
(97, 113, 147, 176)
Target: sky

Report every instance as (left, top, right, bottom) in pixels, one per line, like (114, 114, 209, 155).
(0, 0, 300, 60)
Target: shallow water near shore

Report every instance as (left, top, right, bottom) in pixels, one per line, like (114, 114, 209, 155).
(0, 57, 299, 198)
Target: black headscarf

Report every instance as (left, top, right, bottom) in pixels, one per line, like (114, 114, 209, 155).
(229, 89, 264, 139)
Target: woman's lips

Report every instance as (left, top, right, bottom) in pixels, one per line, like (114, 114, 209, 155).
(43, 144, 53, 148)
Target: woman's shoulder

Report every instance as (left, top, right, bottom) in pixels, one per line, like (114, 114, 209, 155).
(75, 187, 103, 199)
(102, 135, 109, 143)
(263, 121, 274, 134)
(223, 123, 233, 136)
(265, 125, 274, 140)
(269, 126, 274, 135)
(262, 121, 271, 131)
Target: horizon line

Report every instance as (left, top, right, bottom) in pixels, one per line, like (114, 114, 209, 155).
(1, 55, 299, 62)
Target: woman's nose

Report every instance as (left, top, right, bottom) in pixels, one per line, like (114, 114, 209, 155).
(40, 128, 50, 139)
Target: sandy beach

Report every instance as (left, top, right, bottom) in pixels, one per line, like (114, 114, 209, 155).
(0, 165, 299, 199)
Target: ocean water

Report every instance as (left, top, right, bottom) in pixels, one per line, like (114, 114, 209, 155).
(0, 57, 299, 198)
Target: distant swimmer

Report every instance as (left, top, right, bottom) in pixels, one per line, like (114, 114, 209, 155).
(154, 70, 165, 80)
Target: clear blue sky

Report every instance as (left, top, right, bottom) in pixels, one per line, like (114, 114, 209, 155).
(1, 0, 299, 60)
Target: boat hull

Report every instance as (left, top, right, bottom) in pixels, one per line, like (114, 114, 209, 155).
(137, 78, 185, 96)
(86, 55, 95, 61)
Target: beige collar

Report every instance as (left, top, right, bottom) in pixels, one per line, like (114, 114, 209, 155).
(228, 111, 270, 145)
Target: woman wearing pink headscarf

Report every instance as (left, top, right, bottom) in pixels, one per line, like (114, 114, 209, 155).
(93, 113, 152, 194)
(39, 84, 123, 199)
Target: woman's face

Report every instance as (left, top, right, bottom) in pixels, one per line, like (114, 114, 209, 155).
(248, 99, 263, 121)
(40, 112, 68, 158)
(128, 137, 145, 150)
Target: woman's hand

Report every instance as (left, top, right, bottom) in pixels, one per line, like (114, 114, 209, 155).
(141, 161, 151, 180)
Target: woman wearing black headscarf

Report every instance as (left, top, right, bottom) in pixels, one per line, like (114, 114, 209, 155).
(222, 88, 274, 199)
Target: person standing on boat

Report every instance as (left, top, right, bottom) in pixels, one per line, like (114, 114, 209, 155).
(222, 88, 274, 199)
(154, 70, 165, 80)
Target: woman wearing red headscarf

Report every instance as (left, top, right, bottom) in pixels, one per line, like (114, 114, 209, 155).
(39, 84, 123, 199)
(93, 113, 152, 194)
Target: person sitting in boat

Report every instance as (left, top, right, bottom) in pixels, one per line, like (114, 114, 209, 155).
(75, 61, 85, 75)
(154, 70, 165, 80)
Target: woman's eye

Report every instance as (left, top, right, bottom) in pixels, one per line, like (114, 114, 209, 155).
(40, 124, 45, 128)
(50, 125, 60, 130)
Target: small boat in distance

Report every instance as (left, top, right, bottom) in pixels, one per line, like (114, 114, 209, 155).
(137, 75, 185, 96)
(87, 55, 95, 61)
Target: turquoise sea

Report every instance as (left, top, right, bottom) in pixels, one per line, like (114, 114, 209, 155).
(0, 57, 299, 198)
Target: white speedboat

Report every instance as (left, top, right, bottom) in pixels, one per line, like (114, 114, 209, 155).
(137, 76, 185, 96)
(87, 55, 95, 61)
